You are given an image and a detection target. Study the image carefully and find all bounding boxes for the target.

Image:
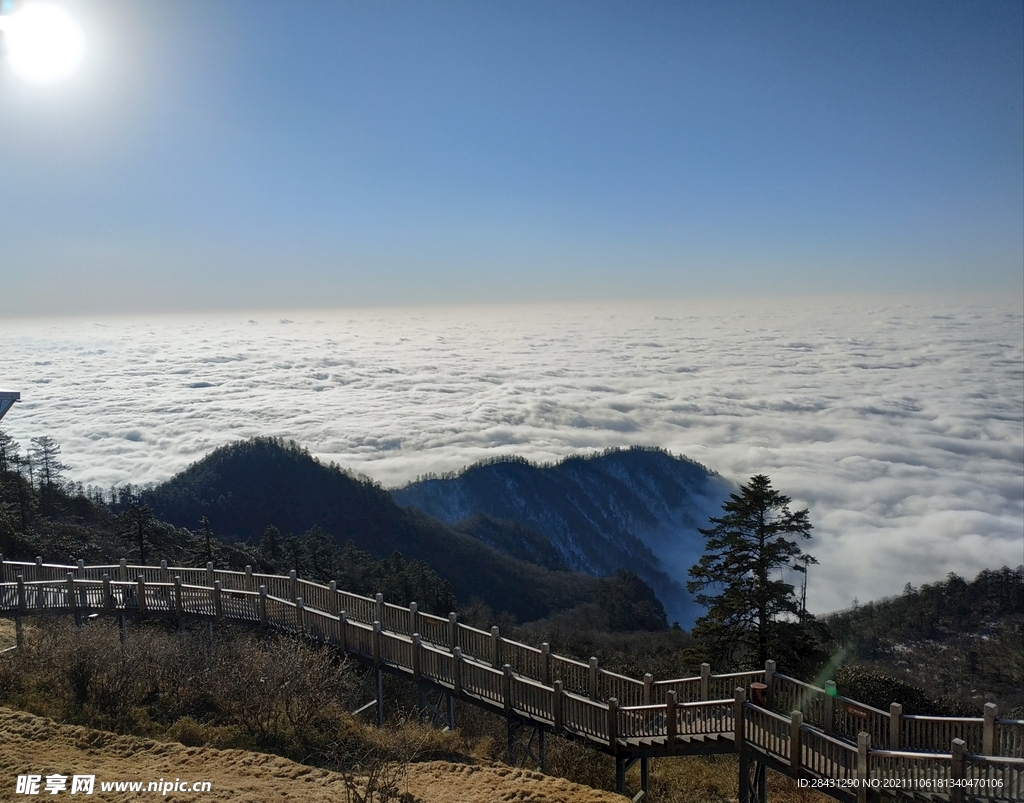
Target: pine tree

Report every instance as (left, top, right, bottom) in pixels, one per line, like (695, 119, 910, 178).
(122, 503, 156, 565)
(687, 474, 816, 668)
(29, 436, 69, 491)
(199, 516, 216, 566)
(260, 524, 282, 563)
(302, 525, 335, 580)
(0, 431, 20, 479)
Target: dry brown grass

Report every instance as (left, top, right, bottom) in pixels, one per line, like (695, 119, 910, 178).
(0, 705, 629, 803)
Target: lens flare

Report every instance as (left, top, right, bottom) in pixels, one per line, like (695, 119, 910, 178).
(0, 2, 85, 83)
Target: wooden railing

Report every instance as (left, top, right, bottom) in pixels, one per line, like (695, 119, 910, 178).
(800, 726, 857, 783)
(772, 672, 831, 730)
(744, 702, 793, 764)
(903, 716, 984, 754)
(1, 557, 1020, 802)
(834, 696, 890, 749)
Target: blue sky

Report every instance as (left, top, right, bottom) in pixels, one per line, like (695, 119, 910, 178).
(1, 0, 1021, 315)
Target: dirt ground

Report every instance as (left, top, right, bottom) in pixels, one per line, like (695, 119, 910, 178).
(0, 704, 627, 803)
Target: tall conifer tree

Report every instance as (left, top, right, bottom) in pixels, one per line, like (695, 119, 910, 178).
(687, 474, 816, 667)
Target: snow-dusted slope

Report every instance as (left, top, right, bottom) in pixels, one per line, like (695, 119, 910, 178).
(392, 447, 732, 627)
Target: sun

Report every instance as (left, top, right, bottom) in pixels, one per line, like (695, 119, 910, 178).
(0, 2, 85, 83)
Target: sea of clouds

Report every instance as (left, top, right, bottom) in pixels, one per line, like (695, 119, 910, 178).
(1, 296, 1021, 614)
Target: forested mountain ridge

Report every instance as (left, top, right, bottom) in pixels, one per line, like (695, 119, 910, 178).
(392, 447, 732, 626)
(140, 438, 668, 627)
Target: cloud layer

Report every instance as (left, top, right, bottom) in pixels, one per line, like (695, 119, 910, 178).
(1, 296, 1021, 614)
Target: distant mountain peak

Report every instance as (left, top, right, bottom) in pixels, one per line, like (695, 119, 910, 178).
(392, 446, 732, 627)
(399, 445, 720, 487)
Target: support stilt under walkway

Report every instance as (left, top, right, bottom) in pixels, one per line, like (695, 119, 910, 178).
(507, 718, 547, 772)
(615, 754, 650, 802)
(739, 750, 767, 803)
(417, 683, 455, 730)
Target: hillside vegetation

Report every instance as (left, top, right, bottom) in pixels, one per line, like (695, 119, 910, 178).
(823, 566, 1024, 716)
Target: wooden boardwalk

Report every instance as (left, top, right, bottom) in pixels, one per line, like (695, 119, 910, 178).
(1, 557, 1021, 803)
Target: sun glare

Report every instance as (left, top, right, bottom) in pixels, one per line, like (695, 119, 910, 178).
(0, 2, 85, 83)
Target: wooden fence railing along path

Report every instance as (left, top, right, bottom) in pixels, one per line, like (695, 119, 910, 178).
(1, 557, 1021, 803)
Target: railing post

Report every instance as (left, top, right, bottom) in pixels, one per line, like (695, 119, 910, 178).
(889, 702, 902, 749)
(102, 573, 112, 612)
(764, 659, 776, 708)
(339, 612, 348, 652)
(16, 575, 26, 614)
(950, 738, 966, 803)
(76, 558, 85, 576)
(824, 681, 836, 735)
(982, 702, 997, 755)
(644, 673, 653, 706)
(375, 665, 384, 727)
(66, 572, 76, 610)
(35, 556, 42, 580)
(244, 565, 253, 592)
(375, 592, 384, 624)
(258, 585, 268, 626)
(790, 710, 803, 778)
(552, 680, 564, 733)
(734, 688, 746, 751)
(607, 697, 619, 753)
(137, 576, 147, 614)
(119, 558, 127, 582)
(701, 662, 710, 700)
(212, 580, 224, 620)
(412, 633, 422, 680)
(295, 596, 304, 634)
(409, 601, 418, 635)
(491, 626, 501, 668)
(541, 642, 551, 685)
(206, 562, 215, 588)
(452, 647, 463, 697)
(856, 732, 870, 803)
(502, 664, 512, 715)
(372, 621, 382, 667)
(448, 612, 458, 650)
(289, 570, 297, 602)
(666, 690, 677, 752)
(174, 576, 183, 618)
(589, 656, 599, 701)
(329, 581, 339, 616)
(159, 560, 168, 585)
